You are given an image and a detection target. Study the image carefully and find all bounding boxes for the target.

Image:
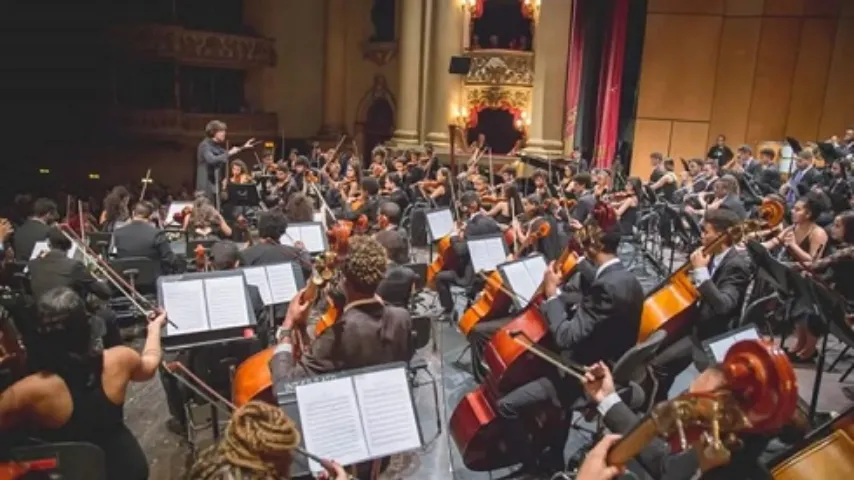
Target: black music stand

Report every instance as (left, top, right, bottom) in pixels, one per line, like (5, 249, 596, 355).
(227, 183, 260, 207)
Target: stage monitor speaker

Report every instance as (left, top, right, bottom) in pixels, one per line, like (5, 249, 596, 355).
(448, 56, 472, 75)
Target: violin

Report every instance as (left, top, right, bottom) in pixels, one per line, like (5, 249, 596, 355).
(193, 244, 209, 271)
(637, 198, 785, 343)
(377, 214, 390, 231)
(419, 180, 442, 190)
(173, 205, 193, 224)
(313, 290, 346, 338)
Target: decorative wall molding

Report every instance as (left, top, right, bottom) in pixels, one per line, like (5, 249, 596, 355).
(362, 41, 397, 66)
(109, 24, 276, 69)
(464, 85, 531, 113)
(465, 49, 534, 87)
(106, 109, 279, 139)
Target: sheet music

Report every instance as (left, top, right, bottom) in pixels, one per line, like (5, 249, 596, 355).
(29, 241, 50, 259)
(708, 327, 760, 363)
(502, 256, 547, 306)
(426, 209, 454, 240)
(296, 378, 370, 473)
(469, 237, 507, 273)
(297, 225, 325, 253)
(242, 267, 273, 306)
(161, 280, 209, 334)
(266, 263, 299, 304)
(164, 201, 192, 225)
(353, 368, 421, 458)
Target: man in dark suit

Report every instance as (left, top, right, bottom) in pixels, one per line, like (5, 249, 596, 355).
(782, 150, 822, 206)
(649, 209, 752, 404)
(736, 144, 763, 178)
(239, 210, 312, 280)
(757, 147, 783, 195)
(434, 192, 502, 322)
(494, 227, 644, 471)
(12, 198, 57, 261)
(375, 219, 418, 308)
(686, 175, 747, 220)
(113, 202, 181, 274)
(196, 120, 254, 201)
(341, 177, 382, 224)
(567, 172, 597, 223)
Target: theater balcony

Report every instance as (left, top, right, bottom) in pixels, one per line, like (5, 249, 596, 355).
(104, 110, 279, 141)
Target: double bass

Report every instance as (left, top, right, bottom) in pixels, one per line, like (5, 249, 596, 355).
(637, 198, 785, 343)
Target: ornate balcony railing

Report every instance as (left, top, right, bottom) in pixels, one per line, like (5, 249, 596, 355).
(464, 49, 535, 87)
(106, 110, 279, 139)
(109, 24, 276, 69)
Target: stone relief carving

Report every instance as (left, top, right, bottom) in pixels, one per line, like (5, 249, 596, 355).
(465, 50, 534, 87)
(110, 25, 275, 68)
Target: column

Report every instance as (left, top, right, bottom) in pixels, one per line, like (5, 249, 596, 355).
(523, 0, 572, 155)
(424, 0, 465, 146)
(318, 0, 347, 137)
(391, 0, 426, 146)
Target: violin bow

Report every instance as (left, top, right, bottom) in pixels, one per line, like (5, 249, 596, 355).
(139, 168, 153, 203)
(508, 330, 588, 383)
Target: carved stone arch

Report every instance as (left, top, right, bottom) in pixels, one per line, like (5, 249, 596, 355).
(354, 74, 397, 161)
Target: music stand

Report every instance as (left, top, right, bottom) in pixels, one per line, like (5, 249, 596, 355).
(498, 254, 547, 309)
(279, 222, 327, 254)
(425, 207, 454, 265)
(817, 142, 842, 163)
(227, 183, 260, 207)
(744, 240, 795, 296)
(466, 234, 508, 274)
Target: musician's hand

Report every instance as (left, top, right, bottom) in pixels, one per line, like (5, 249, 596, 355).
(294, 240, 306, 250)
(315, 461, 348, 480)
(0, 218, 13, 241)
(243, 137, 256, 148)
(228, 146, 241, 155)
(148, 309, 167, 332)
(567, 218, 583, 231)
(689, 367, 727, 393)
(543, 261, 561, 298)
(689, 248, 710, 269)
(583, 361, 615, 403)
(781, 228, 796, 247)
(283, 288, 312, 328)
(576, 434, 625, 480)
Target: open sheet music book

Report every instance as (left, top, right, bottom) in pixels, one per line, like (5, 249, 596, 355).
(499, 254, 548, 308)
(279, 222, 327, 253)
(467, 235, 508, 273)
(164, 201, 192, 227)
(28, 240, 81, 261)
(294, 366, 423, 473)
(241, 262, 305, 306)
(158, 271, 255, 339)
(425, 208, 454, 241)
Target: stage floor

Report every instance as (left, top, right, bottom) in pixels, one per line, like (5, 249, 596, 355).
(126, 246, 854, 479)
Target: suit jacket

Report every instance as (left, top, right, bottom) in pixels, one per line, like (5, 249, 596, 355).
(113, 220, 179, 273)
(744, 158, 763, 178)
(28, 249, 111, 301)
(718, 194, 747, 220)
(541, 259, 644, 365)
(572, 191, 597, 223)
(377, 264, 418, 307)
(692, 248, 752, 341)
(449, 213, 502, 281)
(196, 138, 229, 199)
(758, 164, 783, 194)
(12, 218, 51, 261)
(239, 242, 312, 281)
(603, 401, 774, 480)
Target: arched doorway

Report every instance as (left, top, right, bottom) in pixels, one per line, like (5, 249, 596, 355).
(466, 107, 523, 154)
(355, 75, 397, 164)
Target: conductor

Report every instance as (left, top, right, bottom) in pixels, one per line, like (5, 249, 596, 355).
(196, 120, 256, 201)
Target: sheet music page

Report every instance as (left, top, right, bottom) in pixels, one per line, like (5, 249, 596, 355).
(502, 261, 538, 306)
(204, 276, 251, 330)
(161, 280, 209, 335)
(164, 201, 192, 226)
(265, 263, 299, 304)
(426, 209, 453, 239)
(296, 378, 370, 472)
(469, 237, 507, 273)
(29, 241, 50, 260)
(280, 227, 298, 247)
(242, 267, 273, 306)
(298, 225, 326, 253)
(353, 368, 422, 458)
(522, 256, 547, 304)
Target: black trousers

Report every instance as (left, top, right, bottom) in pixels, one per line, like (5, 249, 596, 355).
(649, 335, 710, 404)
(435, 270, 460, 314)
(497, 373, 580, 466)
(468, 316, 512, 382)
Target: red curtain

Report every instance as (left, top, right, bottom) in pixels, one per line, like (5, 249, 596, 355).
(563, 0, 585, 152)
(593, 0, 629, 169)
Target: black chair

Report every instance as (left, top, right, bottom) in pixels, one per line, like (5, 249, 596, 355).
(86, 232, 113, 258)
(407, 314, 441, 444)
(9, 442, 107, 480)
(108, 256, 161, 293)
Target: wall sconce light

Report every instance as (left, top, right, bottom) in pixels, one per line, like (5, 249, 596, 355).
(460, 0, 478, 14)
(452, 104, 470, 128)
(515, 110, 532, 133)
(522, 0, 541, 20)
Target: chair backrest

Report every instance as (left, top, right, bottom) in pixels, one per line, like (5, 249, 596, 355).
(108, 256, 162, 289)
(408, 314, 432, 358)
(611, 330, 667, 384)
(10, 442, 107, 480)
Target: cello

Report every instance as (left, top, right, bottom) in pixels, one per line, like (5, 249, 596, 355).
(769, 405, 854, 479)
(231, 254, 337, 407)
(636, 198, 785, 343)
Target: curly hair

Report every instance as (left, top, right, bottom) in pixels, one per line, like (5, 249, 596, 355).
(343, 235, 388, 295)
(186, 401, 301, 480)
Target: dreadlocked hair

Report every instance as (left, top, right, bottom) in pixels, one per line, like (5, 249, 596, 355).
(186, 401, 300, 480)
(342, 235, 388, 295)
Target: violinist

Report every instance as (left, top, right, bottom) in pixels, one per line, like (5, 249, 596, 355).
(269, 236, 411, 478)
(240, 210, 312, 280)
(592, 168, 611, 198)
(485, 183, 523, 228)
(566, 172, 597, 224)
(184, 195, 233, 240)
(500, 164, 518, 188)
(224, 159, 252, 188)
(513, 195, 560, 260)
(434, 192, 501, 323)
(560, 163, 578, 194)
(674, 158, 706, 202)
(382, 172, 410, 213)
(369, 147, 388, 177)
(531, 169, 555, 199)
(650, 209, 752, 404)
(493, 226, 643, 473)
(252, 151, 276, 177)
(291, 156, 310, 194)
(611, 177, 641, 235)
(647, 153, 677, 202)
(342, 177, 381, 224)
(685, 175, 747, 220)
(113, 202, 182, 274)
(756, 147, 783, 195)
(417, 167, 452, 208)
(265, 162, 293, 208)
(100, 186, 131, 232)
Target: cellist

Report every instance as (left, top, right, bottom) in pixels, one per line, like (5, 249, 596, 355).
(433, 191, 501, 323)
(649, 208, 752, 405)
(492, 225, 643, 474)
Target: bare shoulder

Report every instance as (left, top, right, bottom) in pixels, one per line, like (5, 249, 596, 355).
(104, 345, 141, 371)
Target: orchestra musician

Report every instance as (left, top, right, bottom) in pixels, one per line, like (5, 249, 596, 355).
(485, 183, 523, 228)
(417, 167, 452, 208)
(511, 195, 560, 261)
(781, 150, 822, 206)
(113, 201, 182, 274)
(342, 177, 382, 224)
(100, 186, 131, 232)
(382, 172, 410, 213)
(184, 195, 233, 241)
(531, 169, 555, 199)
(684, 174, 748, 220)
(566, 172, 597, 223)
(239, 210, 311, 281)
(707, 133, 734, 168)
(649, 209, 752, 404)
(264, 162, 293, 209)
(196, 120, 255, 201)
(12, 197, 57, 261)
(434, 192, 502, 323)
(755, 147, 783, 195)
(610, 177, 641, 236)
(493, 225, 643, 473)
(374, 205, 419, 308)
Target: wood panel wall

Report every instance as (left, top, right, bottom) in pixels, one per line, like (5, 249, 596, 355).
(630, 0, 854, 180)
